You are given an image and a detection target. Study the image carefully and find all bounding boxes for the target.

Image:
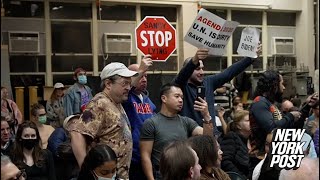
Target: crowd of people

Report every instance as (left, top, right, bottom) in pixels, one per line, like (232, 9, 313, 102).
(1, 45, 319, 180)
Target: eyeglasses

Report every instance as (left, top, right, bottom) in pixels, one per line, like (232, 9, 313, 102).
(114, 80, 131, 87)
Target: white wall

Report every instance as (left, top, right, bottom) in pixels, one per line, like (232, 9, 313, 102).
(295, 0, 315, 77)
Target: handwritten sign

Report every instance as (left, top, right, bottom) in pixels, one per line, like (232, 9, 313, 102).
(237, 27, 261, 58)
(184, 8, 239, 56)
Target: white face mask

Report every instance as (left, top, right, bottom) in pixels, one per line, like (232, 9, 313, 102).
(93, 171, 116, 180)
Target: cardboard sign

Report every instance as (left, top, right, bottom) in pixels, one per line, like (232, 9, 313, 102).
(184, 8, 239, 56)
(237, 27, 261, 58)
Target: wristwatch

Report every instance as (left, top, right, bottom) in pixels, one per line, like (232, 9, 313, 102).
(203, 116, 212, 124)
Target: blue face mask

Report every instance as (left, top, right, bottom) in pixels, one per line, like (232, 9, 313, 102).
(78, 75, 87, 85)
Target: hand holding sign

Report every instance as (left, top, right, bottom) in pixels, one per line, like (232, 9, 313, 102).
(135, 16, 176, 62)
(139, 54, 153, 73)
(184, 8, 239, 56)
(237, 27, 261, 58)
(193, 48, 209, 64)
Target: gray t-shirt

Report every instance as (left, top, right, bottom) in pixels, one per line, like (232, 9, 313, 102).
(140, 113, 199, 166)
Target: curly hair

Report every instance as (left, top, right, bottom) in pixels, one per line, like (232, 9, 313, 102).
(254, 70, 281, 103)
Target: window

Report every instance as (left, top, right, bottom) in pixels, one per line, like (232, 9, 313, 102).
(9, 56, 46, 72)
(203, 56, 227, 71)
(50, 2, 92, 19)
(98, 21, 137, 55)
(97, 5, 136, 21)
(52, 55, 93, 72)
(148, 57, 178, 71)
(267, 56, 297, 68)
(98, 56, 137, 70)
(267, 27, 295, 55)
(53, 75, 75, 86)
(232, 57, 263, 71)
(51, 22, 92, 53)
(10, 75, 45, 88)
(206, 9, 227, 20)
(141, 6, 177, 22)
(3, 0, 44, 18)
(267, 12, 296, 26)
(232, 10, 262, 25)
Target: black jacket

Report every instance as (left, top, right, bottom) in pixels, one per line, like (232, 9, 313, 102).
(221, 131, 249, 179)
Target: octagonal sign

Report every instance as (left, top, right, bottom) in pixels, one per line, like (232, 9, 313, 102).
(135, 16, 176, 62)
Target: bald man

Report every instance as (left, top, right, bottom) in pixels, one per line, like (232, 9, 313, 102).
(122, 54, 156, 180)
(279, 157, 319, 180)
(281, 100, 294, 113)
(1, 155, 26, 180)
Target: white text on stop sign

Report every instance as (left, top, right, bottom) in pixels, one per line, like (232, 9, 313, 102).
(140, 31, 172, 47)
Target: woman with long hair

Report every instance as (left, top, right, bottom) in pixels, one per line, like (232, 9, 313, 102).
(46, 83, 65, 128)
(188, 135, 230, 180)
(78, 144, 119, 180)
(10, 121, 56, 180)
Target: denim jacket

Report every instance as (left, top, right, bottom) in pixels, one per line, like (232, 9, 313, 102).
(63, 83, 93, 116)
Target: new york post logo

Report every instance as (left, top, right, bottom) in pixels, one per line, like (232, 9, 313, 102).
(270, 129, 306, 170)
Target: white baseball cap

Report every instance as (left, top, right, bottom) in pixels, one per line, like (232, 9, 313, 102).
(100, 62, 138, 80)
(63, 114, 80, 130)
(54, 82, 64, 89)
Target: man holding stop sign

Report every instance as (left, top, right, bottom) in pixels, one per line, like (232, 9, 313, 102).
(135, 16, 176, 62)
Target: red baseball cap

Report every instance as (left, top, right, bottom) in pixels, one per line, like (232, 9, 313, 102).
(74, 68, 86, 76)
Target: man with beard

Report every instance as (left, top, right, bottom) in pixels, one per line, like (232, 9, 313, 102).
(248, 70, 301, 174)
(70, 62, 138, 179)
(123, 55, 156, 180)
(173, 45, 262, 138)
(140, 83, 211, 180)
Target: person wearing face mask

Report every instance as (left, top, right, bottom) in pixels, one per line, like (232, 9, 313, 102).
(9, 121, 56, 180)
(78, 144, 122, 180)
(64, 67, 93, 117)
(30, 103, 55, 149)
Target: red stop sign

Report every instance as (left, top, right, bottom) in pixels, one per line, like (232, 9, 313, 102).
(135, 16, 176, 62)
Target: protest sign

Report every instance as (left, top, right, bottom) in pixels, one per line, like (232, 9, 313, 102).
(135, 16, 176, 62)
(237, 27, 261, 58)
(184, 8, 239, 56)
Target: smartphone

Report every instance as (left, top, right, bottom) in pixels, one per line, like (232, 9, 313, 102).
(197, 86, 206, 99)
(214, 104, 221, 112)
